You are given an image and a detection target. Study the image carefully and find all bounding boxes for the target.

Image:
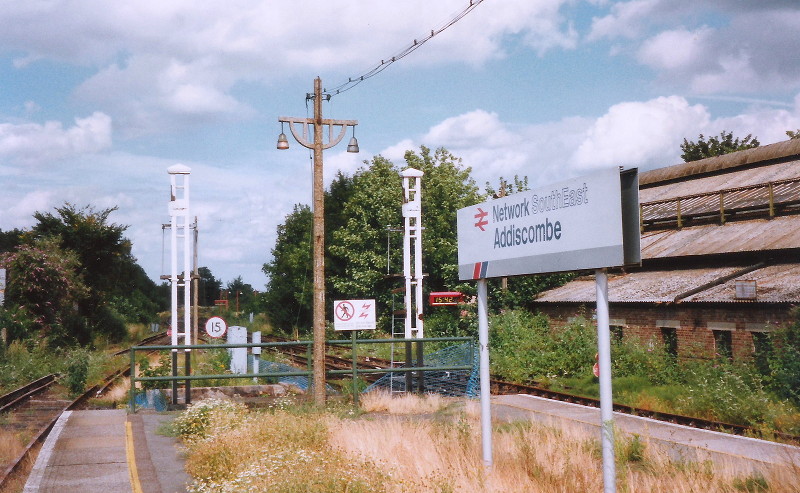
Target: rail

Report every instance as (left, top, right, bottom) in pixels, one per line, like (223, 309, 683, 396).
(128, 337, 474, 412)
(640, 177, 800, 231)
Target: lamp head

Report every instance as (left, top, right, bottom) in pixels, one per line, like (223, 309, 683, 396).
(347, 136, 360, 153)
(277, 132, 289, 150)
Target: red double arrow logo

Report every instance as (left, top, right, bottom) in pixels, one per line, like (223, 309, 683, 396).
(474, 208, 489, 231)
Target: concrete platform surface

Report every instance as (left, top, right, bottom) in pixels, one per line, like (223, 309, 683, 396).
(23, 409, 189, 493)
(492, 394, 800, 472)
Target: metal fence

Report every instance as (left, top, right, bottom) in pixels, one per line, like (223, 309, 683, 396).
(128, 336, 475, 412)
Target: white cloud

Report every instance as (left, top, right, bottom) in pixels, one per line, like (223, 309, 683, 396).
(1, 1, 578, 137)
(588, 1, 800, 94)
(0, 112, 112, 165)
(572, 96, 710, 169)
(637, 27, 713, 71)
(588, 0, 659, 41)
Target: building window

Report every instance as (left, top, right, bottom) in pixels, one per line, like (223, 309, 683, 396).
(751, 331, 772, 373)
(713, 330, 733, 359)
(611, 325, 624, 342)
(661, 327, 678, 357)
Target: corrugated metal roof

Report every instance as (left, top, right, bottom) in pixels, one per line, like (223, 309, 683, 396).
(640, 158, 800, 203)
(534, 264, 800, 304)
(640, 215, 800, 259)
(639, 139, 800, 189)
(684, 264, 800, 302)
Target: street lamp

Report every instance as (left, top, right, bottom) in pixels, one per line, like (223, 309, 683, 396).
(277, 77, 359, 406)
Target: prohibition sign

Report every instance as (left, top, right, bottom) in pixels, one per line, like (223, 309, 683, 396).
(335, 301, 355, 321)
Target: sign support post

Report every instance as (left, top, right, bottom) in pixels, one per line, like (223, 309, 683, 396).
(457, 167, 640, 492)
(596, 268, 616, 493)
(477, 278, 492, 467)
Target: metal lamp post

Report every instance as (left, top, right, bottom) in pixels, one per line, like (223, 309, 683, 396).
(278, 77, 359, 406)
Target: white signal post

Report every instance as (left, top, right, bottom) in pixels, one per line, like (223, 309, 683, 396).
(401, 168, 424, 339)
(168, 164, 193, 404)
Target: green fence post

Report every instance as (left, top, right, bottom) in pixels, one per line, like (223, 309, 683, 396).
(129, 346, 136, 413)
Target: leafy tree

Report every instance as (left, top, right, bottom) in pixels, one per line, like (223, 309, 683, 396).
(263, 204, 313, 332)
(26, 203, 162, 341)
(197, 267, 223, 306)
(0, 237, 89, 343)
(0, 228, 24, 254)
(787, 129, 800, 140)
(680, 131, 760, 162)
(226, 276, 256, 313)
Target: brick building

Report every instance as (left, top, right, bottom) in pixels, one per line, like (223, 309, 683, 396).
(532, 138, 800, 360)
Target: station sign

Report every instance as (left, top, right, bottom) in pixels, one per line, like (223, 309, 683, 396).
(457, 167, 640, 280)
(429, 291, 464, 306)
(333, 299, 376, 331)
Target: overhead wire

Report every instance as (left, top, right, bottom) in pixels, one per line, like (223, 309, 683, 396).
(324, 0, 487, 97)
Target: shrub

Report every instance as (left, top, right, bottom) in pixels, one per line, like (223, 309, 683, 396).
(63, 348, 90, 396)
(172, 398, 247, 441)
(490, 310, 596, 381)
(138, 353, 172, 390)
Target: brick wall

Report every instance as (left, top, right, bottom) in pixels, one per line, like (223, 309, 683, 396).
(533, 302, 792, 360)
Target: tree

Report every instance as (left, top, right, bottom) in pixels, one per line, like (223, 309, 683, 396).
(263, 204, 313, 332)
(680, 131, 760, 162)
(264, 147, 482, 335)
(197, 267, 222, 306)
(787, 129, 800, 140)
(226, 276, 254, 308)
(27, 203, 161, 341)
(0, 228, 24, 254)
(1, 237, 89, 343)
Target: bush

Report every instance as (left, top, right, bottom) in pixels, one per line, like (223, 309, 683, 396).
(138, 353, 172, 390)
(490, 310, 596, 381)
(63, 348, 90, 396)
(768, 312, 800, 406)
(675, 359, 772, 425)
(172, 398, 247, 441)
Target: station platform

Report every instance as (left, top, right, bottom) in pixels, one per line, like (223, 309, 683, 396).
(23, 409, 188, 493)
(21, 395, 800, 491)
(492, 394, 800, 472)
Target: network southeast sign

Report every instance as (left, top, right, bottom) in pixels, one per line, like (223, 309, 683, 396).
(457, 167, 640, 280)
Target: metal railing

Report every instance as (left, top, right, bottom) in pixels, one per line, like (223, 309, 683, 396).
(128, 336, 474, 412)
(640, 177, 800, 231)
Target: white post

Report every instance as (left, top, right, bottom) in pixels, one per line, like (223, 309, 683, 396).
(167, 164, 192, 347)
(596, 268, 616, 493)
(401, 168, 424, 339)
(477, 278, 492, 466)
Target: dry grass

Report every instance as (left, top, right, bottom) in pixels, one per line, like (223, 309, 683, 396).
(0, 429, 25, 466)
(360, 390, 453, 415)
(179, 392, 800, 493)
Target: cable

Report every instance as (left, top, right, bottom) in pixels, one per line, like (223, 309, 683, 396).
(325, 0, 487, 97)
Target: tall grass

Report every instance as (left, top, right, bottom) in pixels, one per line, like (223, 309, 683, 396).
(176, 393, 799, 492)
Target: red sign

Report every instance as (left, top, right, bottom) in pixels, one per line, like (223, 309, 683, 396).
(429, 291, 464, 306)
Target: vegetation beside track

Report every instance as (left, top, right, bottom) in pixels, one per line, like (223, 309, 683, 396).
(173, 393, 799, 493)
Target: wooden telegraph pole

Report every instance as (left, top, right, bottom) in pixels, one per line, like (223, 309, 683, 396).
(278, 78, 359, 405)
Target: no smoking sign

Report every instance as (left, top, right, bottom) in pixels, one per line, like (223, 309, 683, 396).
(333, 299, 376, 331)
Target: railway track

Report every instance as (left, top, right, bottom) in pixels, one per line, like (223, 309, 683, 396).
(0, 331, 173, 490)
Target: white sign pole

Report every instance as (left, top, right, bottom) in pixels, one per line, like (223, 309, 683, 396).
(596, 268, 616, 493)
(477, 278, 492, 467)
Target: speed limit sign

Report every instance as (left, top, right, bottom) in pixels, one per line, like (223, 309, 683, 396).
(205, 316, 228, 338)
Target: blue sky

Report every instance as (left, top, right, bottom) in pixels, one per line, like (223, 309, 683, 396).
(1, 0, 799, 288)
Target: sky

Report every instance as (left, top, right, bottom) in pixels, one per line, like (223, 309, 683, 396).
(1, 0, 800, 289)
